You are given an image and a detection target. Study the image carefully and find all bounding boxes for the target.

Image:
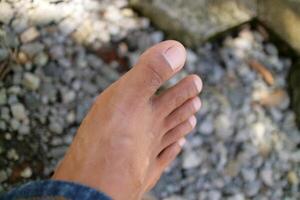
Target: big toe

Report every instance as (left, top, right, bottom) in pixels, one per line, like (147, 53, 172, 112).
(123, 40, 186, 100)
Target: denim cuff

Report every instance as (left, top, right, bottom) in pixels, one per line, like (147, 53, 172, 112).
(1, 180, 112, 200)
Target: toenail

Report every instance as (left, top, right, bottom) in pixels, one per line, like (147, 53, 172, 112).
(194, 78, 202, 92)
(189, 116, 197, 127)
(178, 138, 186, 147)
(163, 45, 184, 70)
(193, 98, 201, 110)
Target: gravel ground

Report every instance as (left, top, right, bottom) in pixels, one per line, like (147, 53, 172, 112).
(0, 0, 300, 199)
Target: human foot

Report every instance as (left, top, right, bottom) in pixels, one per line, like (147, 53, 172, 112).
(52, 40, 202, 200)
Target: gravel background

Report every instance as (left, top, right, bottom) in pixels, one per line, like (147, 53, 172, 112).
(0, 0, 299, 199)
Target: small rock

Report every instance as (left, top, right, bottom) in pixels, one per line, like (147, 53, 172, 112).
(49, 122, 63, 134)
(20, 27, 40, 43)
(207, 190, 221, 200)
(11, 103, 27, 121)
(4, 133, 12, 140)
(7, 149, 19, 160)
(33, 52, 49, 67)
(214, 113, 234, 140)
(227, 194, 245, 200)
(23, 73, 40, 91)
(241, 168, 257, 182)
(21, 42, 45, 57)
(198, 117, 214, 135)
(0, 89, 7, 105)
(20, 167, 32, 178)
(10, 119, 20, 130)
(18, 124, 30, 135)
(59, 18, 79, 36)
(287, 171, 299, 185)
(260, 168, 273, 186)
(163, 196, 184, 200)
(62, 90, 76, 103)
(0, 48, 9, 62)
(0, 170, 8, 183)
(182, 150, 202, 169)
(0, 2, 14, 24)
(244, 180, 261, 197)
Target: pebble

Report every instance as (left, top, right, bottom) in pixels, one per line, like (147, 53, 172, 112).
(21, 42, 45, 57)
(260, 168, 273, 186)
(33, 52, 49, 67)
(23, 73, 41, 91)
(49, 122, 63, 134)
(0, 170, 8, 183)
(0, 89, 7, 105)
(20, 167, 32, 178)
(11, 103, 27, 121)
(0, 2, 14, 24)
(20, 27, 40, 43)
(287, 171, 299, 185)
(182, 150, 202, 169)
(0, 48, 9, 62)
(6, 149, 19, 160)
(10, 119, 20, 130)
(214, 113, 234, 139)
(244, 180, 261, 197)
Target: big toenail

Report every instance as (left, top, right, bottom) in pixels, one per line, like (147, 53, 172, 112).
(163, 46, 183, 70)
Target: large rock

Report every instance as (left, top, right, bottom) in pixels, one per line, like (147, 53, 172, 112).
(130, 0, 256, 46)
(258, 0, 300, 54)
(290, 61, 300, 126)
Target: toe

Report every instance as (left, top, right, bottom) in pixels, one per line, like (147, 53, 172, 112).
(154, 74, 202, 117)
(157, 139, 185, 170)
(161, 116, 196, 150)
(164, 96, 201, 131)
(123, 40, 186, 100)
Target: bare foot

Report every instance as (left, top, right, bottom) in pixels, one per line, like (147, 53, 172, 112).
(52, 41, 202, 200)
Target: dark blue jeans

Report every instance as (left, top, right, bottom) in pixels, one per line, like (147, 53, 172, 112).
(0, 180, 111, 200)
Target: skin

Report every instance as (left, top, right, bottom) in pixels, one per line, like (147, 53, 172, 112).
(52, 40, 203, 200)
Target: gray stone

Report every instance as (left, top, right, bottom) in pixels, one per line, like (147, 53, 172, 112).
(244, 180, 261, 197)
(0, 48, 9, 62)
(241, 168, 257, 182)
(20, 27, 40, 43)
(49, 122, 63, 134)
(0, 89, 7, 105)
(18, 124, 30, 135)
(11, 103, 27, 121)
(20, 167, 32, 178)
(21, 42, 45, 57)
(260, 168, 273, 186)
(0, 2, 14, 24)
(23, 73, 40, 91)
(182, 150, 202, 169)
(33, 52, 49, 67)
(6, 149, 19, 160)
(0, 170, 8, 183)
(10, 119, 20, 130)
(130, 0, 257, 46)
(214, 113, 234, 140)
(198, 116, 214, 135)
